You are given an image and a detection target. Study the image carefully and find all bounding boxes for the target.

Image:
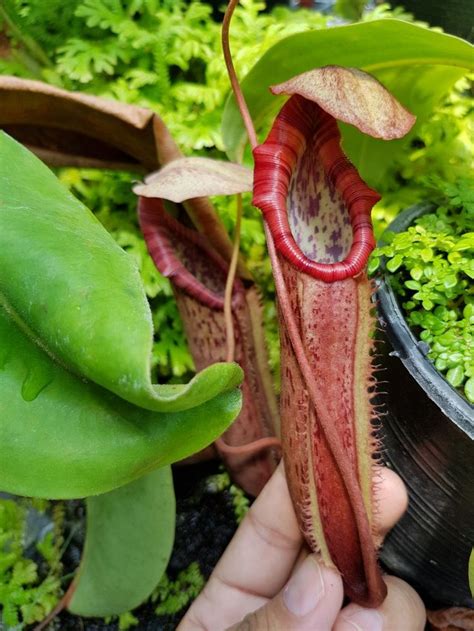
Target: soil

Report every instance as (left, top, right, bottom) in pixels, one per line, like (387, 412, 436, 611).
(48, 460, 241, 631)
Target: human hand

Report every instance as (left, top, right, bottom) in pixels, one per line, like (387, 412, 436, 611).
(178, 462, 426, 631)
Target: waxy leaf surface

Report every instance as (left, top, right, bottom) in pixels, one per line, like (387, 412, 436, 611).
(69, 467, 175, 617)
(0, 133, 242, 498)
(0, 132, 241, 413)
(0, 296, 241, 498)
(223, 20, 474, 186)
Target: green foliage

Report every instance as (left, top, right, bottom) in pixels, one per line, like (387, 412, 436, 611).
(69, 467, 175, 617)
(372, 76, 474, 235)
(360, 3, 431, 26)
(1, 0, 82, 53)
(0, 498, 62, 628)
(334, 0, 366, 21)
(118, 611, 139, 630)
(229, 482, 251, 525)
(371, 186, 474, 403)
(0, 0, 330, 153)
(152, 561, 205, 616)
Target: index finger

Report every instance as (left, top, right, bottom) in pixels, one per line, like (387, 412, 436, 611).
(178, 462, 303, 630)
(213, 461, 303, 597)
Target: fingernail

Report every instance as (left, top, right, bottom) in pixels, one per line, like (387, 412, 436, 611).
(283, 555, 325, 616)
(338, 609, 384, 631)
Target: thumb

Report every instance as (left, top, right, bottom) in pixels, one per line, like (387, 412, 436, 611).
(229, 554, 344, 631)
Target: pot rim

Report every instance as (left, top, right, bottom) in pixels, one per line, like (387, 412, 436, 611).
(375, 202, 474, 439)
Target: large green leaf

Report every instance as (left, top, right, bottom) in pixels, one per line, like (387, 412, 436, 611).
(0, 303, 241, 498)
(0, 133, 243, 499)
(222, 20, 474, 187)
(69, 467, 175, 617)
(0, 131, 241, 413)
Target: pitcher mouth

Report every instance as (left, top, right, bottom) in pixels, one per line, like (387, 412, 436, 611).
(138, 197, 232, 310)
(252, 95, 380, 283)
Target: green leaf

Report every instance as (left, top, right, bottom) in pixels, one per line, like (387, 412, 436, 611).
(0, 305, 241, 498)
(410, 267, 423, 281)
(443, 275, 458, 289)
(446, 365, 464, 388)
(0, 134, 243, 499)
(367, 256, 380, 275)
(405, 280, 421, 290)
(465, 378, 474, 404)
(454, 233, 474, 251)
(69, 467, 175, 617)
(419, 248, 433, 262)
(0, 132, 241, 413)
(386, 254, 403, 272)
(222, 20, 473, 187)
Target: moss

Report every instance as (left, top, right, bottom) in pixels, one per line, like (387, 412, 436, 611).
(0, 498, 62, 628)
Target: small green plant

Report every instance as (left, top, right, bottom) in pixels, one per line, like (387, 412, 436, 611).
(117, 611, 139, 630)
(104, 610, 139, 630)
(152, 562, 205, 616)
(370, 181, 474, 403)
(206, 470, 250, 524)
(0, 498, 62, 628)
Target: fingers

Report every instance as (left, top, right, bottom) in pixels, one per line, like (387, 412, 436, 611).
(228, 555, 343, 631)
(214, 462, 302, 596)
(334, 576, 426, 631)
(178, 462, 303, 630)
(178, 464, 411, 631)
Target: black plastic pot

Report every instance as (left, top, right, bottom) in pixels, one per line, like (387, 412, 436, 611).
(376, 203, 474, 608)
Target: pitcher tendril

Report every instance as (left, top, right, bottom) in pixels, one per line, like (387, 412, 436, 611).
(222, 0, 258, 152)
(224, 193, 242, 363)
